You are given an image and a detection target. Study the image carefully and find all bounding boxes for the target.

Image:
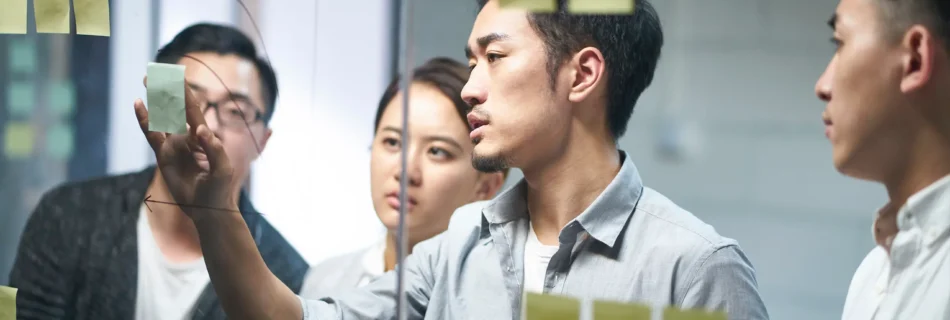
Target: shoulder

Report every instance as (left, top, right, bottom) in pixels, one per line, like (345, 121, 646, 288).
(24, 169, 152, 234)
(300, 249, 368, 298)
(633, 187, 738, 251)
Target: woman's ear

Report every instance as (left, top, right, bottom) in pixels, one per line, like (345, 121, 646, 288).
(473, 172, 506, 201)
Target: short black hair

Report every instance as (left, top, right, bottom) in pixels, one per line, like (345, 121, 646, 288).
(155, 23, 279, 125)
(876, 0, 950, 48)
(476, 0, 663, 139)
(375, 57, 510, 178)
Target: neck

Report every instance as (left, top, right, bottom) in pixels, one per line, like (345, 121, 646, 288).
(146, 170, 201, 242)
(522, 129, 620, 244)
(883, 128, 950, 208)
(383, 230, 419, 272)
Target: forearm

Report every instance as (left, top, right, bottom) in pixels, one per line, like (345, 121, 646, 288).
(192, 211, 302, 320)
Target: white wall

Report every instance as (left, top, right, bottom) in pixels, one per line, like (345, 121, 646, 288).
(249, 0, 392, 265)
(107, 0, 153, 174)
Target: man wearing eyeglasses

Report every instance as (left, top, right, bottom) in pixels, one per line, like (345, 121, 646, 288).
(9, 23, 309, 320)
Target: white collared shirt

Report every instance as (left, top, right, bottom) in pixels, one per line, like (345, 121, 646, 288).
(842, 174, 950, 320)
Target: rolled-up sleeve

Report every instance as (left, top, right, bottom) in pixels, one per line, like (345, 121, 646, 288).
(680, 245, 770, 320)
(298, 233, 443, 320)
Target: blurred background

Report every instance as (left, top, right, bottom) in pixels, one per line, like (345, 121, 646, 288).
(0, 0, 885, 319)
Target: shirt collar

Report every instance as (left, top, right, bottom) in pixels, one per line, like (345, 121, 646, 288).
(874, 174, 950, 249)
(361, 237, 387, 278)
(480, 151, 644, 248)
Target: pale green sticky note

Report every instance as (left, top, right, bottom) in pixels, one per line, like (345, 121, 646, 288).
(663, 307, 727, 320)
(5, 122, 35, 159)
(147, 62, 187, 134)
(568, 0, 635, 14)
(0, 0, 28, 34)
(593, 300, 651, 319)
(74, 0, 110, 36)
(499, 0, 556, 13)
(525, 293, 581, 320)
(34, 0, 71, 33)
(9, 39, 37, 75)
(49, 80, 76, 116)
(0, 286, 16, 320)
(46, 123, 74, 160)
(7, 82, 35, 118)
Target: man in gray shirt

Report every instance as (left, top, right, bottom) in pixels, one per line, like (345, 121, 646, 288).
(131, 0, 770, 319)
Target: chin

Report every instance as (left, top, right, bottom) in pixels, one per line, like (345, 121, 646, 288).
(472, 148, 509, 173)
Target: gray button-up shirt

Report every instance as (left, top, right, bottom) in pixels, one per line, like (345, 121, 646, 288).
(301, 151, 769, 319)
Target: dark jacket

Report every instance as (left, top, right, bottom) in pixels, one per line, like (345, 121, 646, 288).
(9, 167, 309, 319)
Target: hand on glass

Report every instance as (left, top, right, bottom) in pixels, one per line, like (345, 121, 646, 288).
(134, 76, 238, 219)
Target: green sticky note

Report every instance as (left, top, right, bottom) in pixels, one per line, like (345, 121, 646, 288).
(7, 82, 35, 118)
(5, 122, 34, 159)
(74, 0, 110, 36)
(663, 307, 728, 320)
(147, 62, 187, 134)
(49, 80, 76, 116)
(593, 300, 651, 319)
(34, 0, 71, 33)
(499, 0, 556, 13)
(525, 293, 581, 320)
(9, 39, 37, 75)
(0, 286, 16, 320)
(0, 0, 28, 34)
(568, 0, 635, 14)
(46, 123, 74, 160)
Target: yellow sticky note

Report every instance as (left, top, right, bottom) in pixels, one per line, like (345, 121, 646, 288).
(663, 307, 727, 320)
(34, 0, 71, 34)
(0, 0, 28, 34)
(568, 0, 635, 14)
(74, 0, 110, 36)
(499, 0, 557, 13)
(4, 122, 34, 159)
(0, 286, 15, 320)
(525, 293, 581, 320)
(593, 300, 651, 319)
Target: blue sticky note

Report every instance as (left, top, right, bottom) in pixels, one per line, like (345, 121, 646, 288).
(46, 122, 74, 160)
(8, 39, 37, 75)
(146, 62, 187, 134)
(48, 80, 76, 117)
(7, 81, 35, 118)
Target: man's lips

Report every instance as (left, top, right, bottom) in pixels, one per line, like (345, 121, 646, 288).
(467, 113, 488, 141)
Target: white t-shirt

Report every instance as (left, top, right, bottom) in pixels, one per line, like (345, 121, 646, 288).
(135, 205, 211, 320)
(523, 223, 560, 294)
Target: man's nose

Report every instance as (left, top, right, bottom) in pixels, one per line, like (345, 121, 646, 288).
(461, 74, 487, 107)
(815, 60, 835, 102)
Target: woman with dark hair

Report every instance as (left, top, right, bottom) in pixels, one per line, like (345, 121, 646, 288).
(299, 57, 508, 298)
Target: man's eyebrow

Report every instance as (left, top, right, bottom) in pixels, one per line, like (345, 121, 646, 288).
(828, 13, 838, 30)
(186, 81, 207, 92)
(464, 32, 511, 59)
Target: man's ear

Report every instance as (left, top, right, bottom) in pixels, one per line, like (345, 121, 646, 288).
(474, 171, 506, 201)
(567, 47, 606, 104)
(253, 127, 273, 159)
(900, 25, 935, 93)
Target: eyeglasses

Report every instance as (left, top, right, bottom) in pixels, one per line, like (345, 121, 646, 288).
(197, 95, 266, 130)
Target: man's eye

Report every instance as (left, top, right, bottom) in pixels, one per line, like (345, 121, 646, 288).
(486, 53, 501, 62)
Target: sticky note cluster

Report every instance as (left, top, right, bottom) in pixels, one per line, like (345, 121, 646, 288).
(0, 0, 110, 36)
(524, 293, 727, 320)
(0, 286, 15, 320)
(147, 63, 188, 134)
(500, 0, 635, 14)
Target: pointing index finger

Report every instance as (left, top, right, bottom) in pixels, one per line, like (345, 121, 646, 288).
(184, 78, 206, 136)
